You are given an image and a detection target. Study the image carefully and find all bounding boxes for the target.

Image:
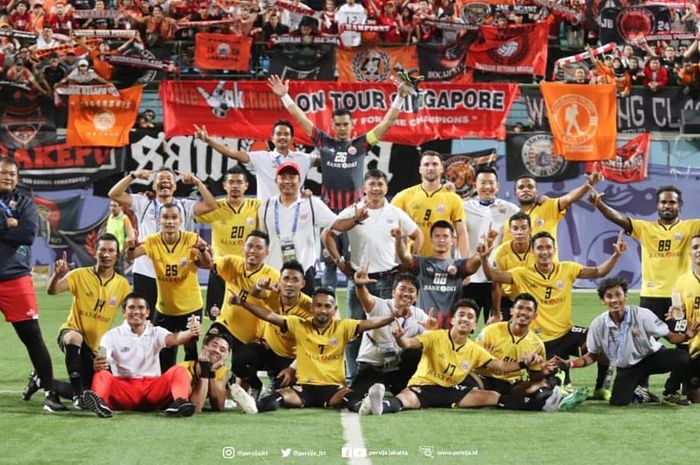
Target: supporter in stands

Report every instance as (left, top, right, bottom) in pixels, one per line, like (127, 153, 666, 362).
(40, 53, 67, 91)
(337, 0, 367, 47)
(78, 0, 115, 29)
(261, 10, 290, 41)
(643, 56, 669, 92)
(46, 1, 75, 34)
(33, 26, 69, 51)
(9, 2, 33, 32)
(321, 0, 338, 35)
(627, 57, 644, 85)
(128, 5, 178, 47)
(76, 36, 141, 82)
(367, 0, 401, 43)
(6, 57, 50, 94)
(611, 57, 631, 96)
(57, 58, 115, 87)
(678, 58, 700, 95)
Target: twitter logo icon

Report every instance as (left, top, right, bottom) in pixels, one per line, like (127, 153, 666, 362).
(281, 449, 292, 458)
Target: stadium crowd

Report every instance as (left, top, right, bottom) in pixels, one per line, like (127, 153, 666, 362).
(1, 0, 700, 419)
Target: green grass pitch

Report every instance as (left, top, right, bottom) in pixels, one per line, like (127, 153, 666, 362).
(0, 290, 696, 465)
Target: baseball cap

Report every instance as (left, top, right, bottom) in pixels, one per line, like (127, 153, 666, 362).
(78, 59, 89, 67)
(275, 161, 301, 176)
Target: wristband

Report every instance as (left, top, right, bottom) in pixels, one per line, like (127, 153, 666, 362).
(518, 360, 528, 370)
(570, 358, 584, 368)
(129, 172, 136, 180)
(392, 95, 405, 111)
(281, 93, 294, 109)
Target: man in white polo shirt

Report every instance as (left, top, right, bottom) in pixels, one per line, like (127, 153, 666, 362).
(259, 161, 366, 295)
(322, 169, 423, 381)
(81, 292, 204, 418)
(194, 120, 316, 200)
(462, 167, 519, 323)
(108, 168, 218, 313)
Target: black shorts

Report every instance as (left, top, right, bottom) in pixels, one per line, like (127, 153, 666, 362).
(408, 384, 474, 409)
(544, 326, 588, 359)
(56, 329, 96, 390)
(292, 384, 345, 408)
(480, 377, 515, 395)
(689, 356, 700, 387)
(639, 296, 671, 321)
(153, 309, 203, 334)
(207, 322, 245, 352)
(205, 272, 226, 319)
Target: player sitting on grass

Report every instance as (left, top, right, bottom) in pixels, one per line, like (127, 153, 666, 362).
(180, 333, 232, 412)
(226, 288, 397, 414)
(359, 299, 584, 415)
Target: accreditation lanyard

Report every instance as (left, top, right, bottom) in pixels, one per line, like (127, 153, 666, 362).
(607, 309, 632, 364)
(0, 198, 15, 217)
(274, 199, 301, 237)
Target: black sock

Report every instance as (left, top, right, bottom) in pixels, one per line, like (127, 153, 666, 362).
(381, 397, 403, 414)
(256, 392, 284, 412)
(54, 380, 74, 400)
(342, 389, 364, 412)
(595, 363, 609, 390)
(12, 320, 54, 392)
(184, 340, 198, 362)
(563, 367, 572, 385)
(65, 344, 82, 396)
(497, 394, 545, 411)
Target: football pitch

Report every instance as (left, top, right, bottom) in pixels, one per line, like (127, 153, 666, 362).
(1, 290, 695, 465)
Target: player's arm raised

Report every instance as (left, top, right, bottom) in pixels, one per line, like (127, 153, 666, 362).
(392, 320, 423, 350)
(165, 316, 202, 347)
(229, 292, 286, 328)
(477, 237, 512, 284)
(558, 169, 601, 211)
(353, 264, 377, 314)
(108, 170, 151, 208)
(589, 190, 632, 233)
(579, 231, 627, 279)
(194, 124, 251, 163)
(367, 81, 409, 142)
(393, 220, 414, 268)
(268, 75, 315, 138)
(47, 251, 71, 295)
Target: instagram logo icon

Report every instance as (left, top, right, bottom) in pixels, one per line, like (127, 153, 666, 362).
(222, 447, 236, 459)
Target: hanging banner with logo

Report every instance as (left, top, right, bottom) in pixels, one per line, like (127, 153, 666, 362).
(418, 35, 474, 83)
(505, 132, 580, 181)
(268, 46, 336, 80)
(522, 85, 699, 133)
(443, 148, 498, 198)
(0, 97, 57, 149)
(32, 195, 82, 248)
(58, 214, 109, 266)
(160, 80, 519, 144)
(1, 142, 122, 190)
(194, 33, 252, 70)
(66, 85, 143, 147)
(585, 133, 650, 183)
(540, 82, 617, 161)
(337, 45, 418, 83)
(599, 6, 672, 45)
(466, 21, 549, 75)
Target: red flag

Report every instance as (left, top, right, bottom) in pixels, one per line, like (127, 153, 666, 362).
(466, 21, 549, 75)
(159, 80, 519, 144)
(540, 82, 617, 161)
(194, 33, 252, 70)
(586, 133, 650, 183)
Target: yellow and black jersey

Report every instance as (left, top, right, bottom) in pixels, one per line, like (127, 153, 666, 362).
(195, 198, 260, 257)
(263, 293, 313, 359)
(675, 270, 700, 358)
(492, 240, 536, 299)
(504, 198, 565, 243)
(475, 322, 545, 382)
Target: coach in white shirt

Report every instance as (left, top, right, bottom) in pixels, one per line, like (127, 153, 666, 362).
(462, 167, 518, 323)
(259, 161, 365, 294)
(195, 121, 316, 199)
(108, 168, 218, 313)
(322, 169, 423, 381)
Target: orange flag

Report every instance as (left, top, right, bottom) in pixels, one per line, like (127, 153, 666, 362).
(540, 82, 617, 161)
(337, 45, 418, 83)
(195, 33, 252, 70)
(67, 85, 143, 147)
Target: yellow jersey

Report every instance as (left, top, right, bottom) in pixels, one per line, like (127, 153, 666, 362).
(510, 261, 583, 341)
(59, 267, 131, 353)
(262, 293, 313, 359)
(504, 198, 565, 243)
(214, 255, 280, 343)
(195, 198, 260, 257)
(675, 270, 700, 358)
(475, 322, 545, 382)
(284, 316, 360, 386)
(492, 241, 536, 299)
(142, 231, 203, 316)
(391, 184, 465, 257)
(178, 360, 229, 383)
(408, 330, 493, 388)
(630, 218, 700, 297)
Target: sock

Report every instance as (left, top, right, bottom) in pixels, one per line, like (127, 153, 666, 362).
(381, 397, 403, 414)
(65, 344, 82, 396)
(256, 392, 284, 412)
(563, 367, 572, 385)
(497, 394, 545, 411)
(595, 363, 608, 390)
(12, 320, 54, 392)
(184, 340, 198, 362)
(54, 380, 74, 400)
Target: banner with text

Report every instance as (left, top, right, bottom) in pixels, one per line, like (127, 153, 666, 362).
(466, 21, 549, 75)
(194, 33, 252, 70)
(159, 80, 519, 144)
(337, 46, 418, 83)
(418, 35, 474, 84)
(505, 132, 580, 181)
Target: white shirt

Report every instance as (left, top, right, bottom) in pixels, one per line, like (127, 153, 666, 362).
(336, 3, 367, 47)
(586, 305, 668, 369)
(247, 150, 315, 200)
(130, 194, 197, 277)
(100, 322, 170, 378)
(259, 195, 337, 270)
(463, 197, 519, 282)
(336, 199, 418, 273)
(357, 298, 426, 366)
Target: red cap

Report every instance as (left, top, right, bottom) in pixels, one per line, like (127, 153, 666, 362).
(275, 161, 301, 176)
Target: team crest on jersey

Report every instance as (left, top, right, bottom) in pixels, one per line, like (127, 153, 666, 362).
(674, 233, 682, 241)
(447, 265, 457, 275)
(109, 296, 118, 306)
(246, 217, 255, 226)
(329, 337, 338, 347)
(536, 218, 545, 227)
(436, 204, 445, 213)
(180, 258, 189, 268)
(461, 361, 470, 370)
(498, 207, 506, 214)
(348, 146, 357, 156)
(556, 280, 564, 290)
(300, 213, 309, 220)
(426, 266, 434, 273)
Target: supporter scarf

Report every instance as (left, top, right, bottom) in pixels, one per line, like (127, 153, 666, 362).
(106, 55, 178, 72)
(271, 34, 339, 44)
(271, 0, 324, 20)
(553, 42, 617, 75)
(55, 85, 119, 96)
(629, 31, 697, 43)
(175, 18, 239, 30)
(338, 23, 390, 32)
(72, 10, 123, 19)
(0, 29, 37, 40)
(423, 19, 477, 31)
(531, 0, 584, 23)
(0, 80, 32, 92)
(71, 29, 140, 38)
